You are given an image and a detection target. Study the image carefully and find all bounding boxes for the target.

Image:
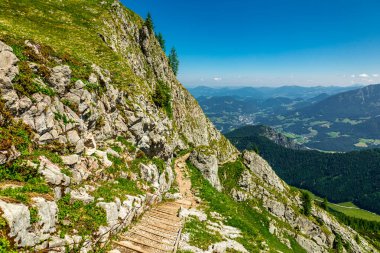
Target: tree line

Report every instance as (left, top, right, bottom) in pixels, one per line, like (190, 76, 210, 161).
(145, 13, 179, 76)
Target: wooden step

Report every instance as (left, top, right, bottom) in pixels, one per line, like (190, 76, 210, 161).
(120, 237, 173, 252)
(149, 210, 181, 220)
(153, 208, 179, 216)
(141, 216, 181, 227)
(138, 220, 180, 233)
(113, 240, 149, 253)
(133, 226, 177, 239)
(121, 232, 174, 246)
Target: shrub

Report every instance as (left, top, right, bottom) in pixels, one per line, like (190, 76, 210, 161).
(152, 80, 172, 118)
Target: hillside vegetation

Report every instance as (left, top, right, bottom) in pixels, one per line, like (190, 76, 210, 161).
(0, 0, 378, 252)
(226, 125, 380, 215)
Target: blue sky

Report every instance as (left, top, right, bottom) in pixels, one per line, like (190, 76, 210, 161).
(122, 0, 380, 87)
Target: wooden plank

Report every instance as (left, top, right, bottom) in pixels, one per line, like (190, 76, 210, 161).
(122, 232, 174, 246)
(121, 237, 173, 252)
(134, 226, 177, 239)
(149, 210, 181, 220)
(113, 240, 149, 253)
(142, 216, 181, 227)
(140, 220, 180, 233)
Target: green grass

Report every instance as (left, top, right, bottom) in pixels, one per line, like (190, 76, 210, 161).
(92, 178, 143, 202)
(328, 202, 380, 222)
(183, 217, 223, 250)
(57, 194, 107, 237)
(310, 191, 380, 222)
(0, 0, 147, 94)
(187, 162, 305, 253)
(0, 177, 52, 204)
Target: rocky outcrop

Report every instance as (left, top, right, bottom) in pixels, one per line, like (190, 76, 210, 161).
(189, 148, 222, 191)
(242, 151, 285, 192)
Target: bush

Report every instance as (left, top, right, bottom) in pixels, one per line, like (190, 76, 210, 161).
(152, 80, 172, 118)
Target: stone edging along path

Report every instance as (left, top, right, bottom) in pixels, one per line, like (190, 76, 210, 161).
(110, 154, 194, 253)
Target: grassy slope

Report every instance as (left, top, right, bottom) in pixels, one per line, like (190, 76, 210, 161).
(0, 0, 143, 89)
(187, 161, 306, 253)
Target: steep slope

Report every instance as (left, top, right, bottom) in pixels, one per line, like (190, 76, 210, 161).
(226, 125, 380, 215)
(0, 1, 377, 252)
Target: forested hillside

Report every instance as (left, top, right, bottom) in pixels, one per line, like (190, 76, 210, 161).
(226, 125, 380, 214)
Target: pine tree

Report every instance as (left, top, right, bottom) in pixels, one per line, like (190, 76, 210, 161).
(322, 197, 328, 210)
(155, 33, 166, 51)
(168, 47, 179, 76)
(302, 191, 312, 216)
(145, 12, 154, 33)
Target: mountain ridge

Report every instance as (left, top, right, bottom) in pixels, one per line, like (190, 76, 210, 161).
(0, 1, 377, 252)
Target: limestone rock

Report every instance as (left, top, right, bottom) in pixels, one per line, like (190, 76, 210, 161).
(139, 163, 159, 188)
(242, 151, 285, 192)
(61, 154, 80, 165)
(0, 40, 19, 87)
(38, 156, 70, 186)
(189, 149, 222, 191)
(0, 200, 37, 247)
(32, 197, 58, 234)
(47, 65, 71, 94)
(70, 187, 94, 204)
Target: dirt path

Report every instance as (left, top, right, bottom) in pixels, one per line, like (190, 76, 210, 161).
(110, 154, 193, 253)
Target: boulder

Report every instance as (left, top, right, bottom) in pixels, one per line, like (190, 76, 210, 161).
(0, 200, 37, 247)
(47, 65, 71, 94)
(38, 156, 70, 186)
(0, 40, 19, 87)
(189, 149, 222, 191)
(139, 163, 159, 188)
(32, 197, 58, 234)
(70, 187, 94, 204)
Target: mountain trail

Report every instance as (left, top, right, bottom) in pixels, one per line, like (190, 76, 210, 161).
(110, 154, 194, 253)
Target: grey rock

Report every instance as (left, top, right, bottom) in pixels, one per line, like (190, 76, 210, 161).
(0, 200, 37, 247)
(61, 154, 80, 165)
(242, 151, 285, 192)
(32, 197, 58, 234)
(38, 156, 70, 186)
(70, 188, 94, 204)
(139, 163, 159, 188)
(0, 40, 19, 87)
(47, 65, 71, 94)
(189, 149, 222, 191)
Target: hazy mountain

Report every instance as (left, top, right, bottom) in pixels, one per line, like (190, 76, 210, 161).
(189, 85, 361, 99)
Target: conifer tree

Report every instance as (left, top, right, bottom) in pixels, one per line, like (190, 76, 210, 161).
(156, 33, 166, 51)
(145, 12, 154, 33)
(168, 47, 179, 76)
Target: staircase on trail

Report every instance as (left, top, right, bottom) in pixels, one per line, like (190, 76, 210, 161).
(110, 154, 194, 253)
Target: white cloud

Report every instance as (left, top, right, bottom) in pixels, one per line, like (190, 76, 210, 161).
(213, 77, 222, 81)
(359, 73, 369, 78)
(372, 74, 379, 77)
(351, 75, 356, 78)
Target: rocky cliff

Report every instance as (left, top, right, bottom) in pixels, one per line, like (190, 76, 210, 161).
(0, 1, 377, 252)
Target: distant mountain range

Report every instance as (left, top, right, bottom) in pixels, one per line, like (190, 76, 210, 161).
(225, 125, 380, 215)
(191, 84, 380, 151)
(189, 85, 361, 99)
